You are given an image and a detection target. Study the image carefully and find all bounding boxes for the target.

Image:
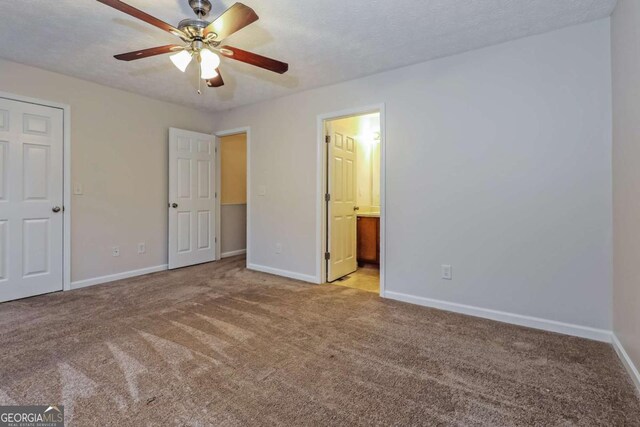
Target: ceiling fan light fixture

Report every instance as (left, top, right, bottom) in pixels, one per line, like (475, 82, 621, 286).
(201, 67, 219, 80)
(170, 50, 193, 72)
(199, 48, 220, 79)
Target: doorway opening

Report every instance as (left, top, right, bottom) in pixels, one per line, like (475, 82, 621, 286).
(321, 109, 383, 294)
(215, 129, 249, 264)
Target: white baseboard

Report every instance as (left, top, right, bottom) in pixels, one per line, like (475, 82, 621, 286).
(221, 249, 247, 258)
(612, 334, 640, 395)
(71, 264, 168, 290)
(247, 263, 319, 284)
(384, 291, 612, 343)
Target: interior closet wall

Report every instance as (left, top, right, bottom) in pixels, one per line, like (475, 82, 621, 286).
(220, 133, 247, 256)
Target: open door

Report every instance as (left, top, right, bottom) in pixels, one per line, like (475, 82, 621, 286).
(168, 128, 216, 269)
(326, 122, 358, 282)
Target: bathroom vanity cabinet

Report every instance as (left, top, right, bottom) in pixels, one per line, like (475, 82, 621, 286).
(357, 215, 380, 265)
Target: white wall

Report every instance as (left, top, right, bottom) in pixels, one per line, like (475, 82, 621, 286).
(611, 0, 640, 381)
(0, 59, 217, 282)
(216, 20, 613, 330)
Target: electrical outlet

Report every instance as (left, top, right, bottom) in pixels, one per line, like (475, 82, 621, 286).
(138, 243, 146, 254)
(441, 265, 452, 280)
(112, 246, 120, 257)
(275, 243, 282, 254)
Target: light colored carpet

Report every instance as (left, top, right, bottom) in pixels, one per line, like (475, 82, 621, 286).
(0, 256, 638, 425)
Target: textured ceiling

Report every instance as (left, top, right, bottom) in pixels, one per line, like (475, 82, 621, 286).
(0, 0, 617, 112)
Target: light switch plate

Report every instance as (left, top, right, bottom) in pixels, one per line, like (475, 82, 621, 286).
(73, 182, 83, 195)
(442, 265, 452, 280)
(258, 185, 267, 196)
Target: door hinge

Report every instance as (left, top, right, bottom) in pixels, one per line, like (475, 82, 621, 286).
(325, 135, 331, 144)
(215, 237, 217, 243)
(325, 193, 331, 202)
(215, 192, 218, 199)
(325, 252, 331, 260)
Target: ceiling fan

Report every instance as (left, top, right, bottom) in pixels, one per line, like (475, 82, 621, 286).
(97, 0, 289, 91)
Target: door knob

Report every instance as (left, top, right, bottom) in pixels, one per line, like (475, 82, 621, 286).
(172, 203, 178, 208)
(353, 206, 360, 211)
(52, 206, 61, 213)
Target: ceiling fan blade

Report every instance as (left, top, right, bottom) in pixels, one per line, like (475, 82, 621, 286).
(206, 70, 225, 87)
(204, 3, 258, 41)
(97, 0, 187, 39)
(114, 45, 184, 61)
(219, 46, 288, 74)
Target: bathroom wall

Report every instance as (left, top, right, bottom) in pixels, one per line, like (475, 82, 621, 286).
(358, 114, 381, 212)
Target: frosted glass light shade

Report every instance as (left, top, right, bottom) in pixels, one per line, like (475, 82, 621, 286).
(200, 48, 221, 79)
(170, 50, 192, 72)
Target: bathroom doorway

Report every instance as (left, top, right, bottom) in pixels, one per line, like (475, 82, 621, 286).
(320, 108, 383, 294)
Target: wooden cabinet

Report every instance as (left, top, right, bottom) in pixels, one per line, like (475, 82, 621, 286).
(357, 216, 380, 265)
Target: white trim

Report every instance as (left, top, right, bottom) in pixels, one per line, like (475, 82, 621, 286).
(221, 249, 247, 258)
(612, 334, 640, 395)
(71, 264, 168, 290)
(385, 291, 612, 343)
(317, 104, 386, 291)
(248, 263, 318, 284)
(215, 127, 251, 267)
(63, 103, 71, 292)
(0, 91, 72, 293)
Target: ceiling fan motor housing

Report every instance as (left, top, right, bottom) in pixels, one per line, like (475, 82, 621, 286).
(189, 0, 212, 17)
(178, 18, 215, 41)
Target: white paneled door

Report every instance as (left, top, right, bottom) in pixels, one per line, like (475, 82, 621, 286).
(168, 128, 216, 269)
(0, 98, 64, 302)
(327, 126, 358, 282)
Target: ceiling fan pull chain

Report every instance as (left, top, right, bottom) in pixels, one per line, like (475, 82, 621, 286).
(197, 69, 202, 95)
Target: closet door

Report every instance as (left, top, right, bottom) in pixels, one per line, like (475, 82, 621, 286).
(0, 98, 64, 302)
(168, 128, 216, 269)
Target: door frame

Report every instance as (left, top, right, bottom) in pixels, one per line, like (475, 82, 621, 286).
(214, 127, 251, 266)
(0, 91, 72, 292)
(317, 104, 386, 296)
